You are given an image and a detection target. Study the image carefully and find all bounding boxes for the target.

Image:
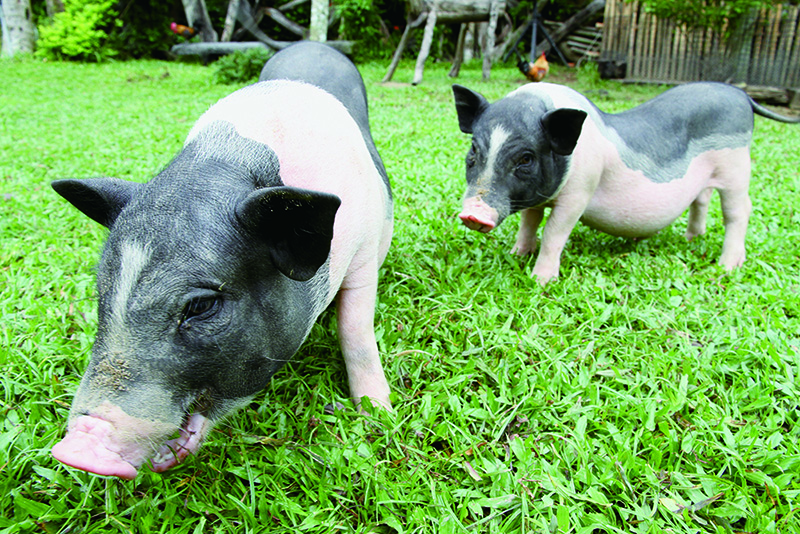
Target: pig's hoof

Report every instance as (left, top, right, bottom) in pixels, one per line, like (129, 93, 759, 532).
(511, 244, 534, 257)
(531, 269, 557, 286)
(719, 253, 745, 271)
(684, 229, 706, 241)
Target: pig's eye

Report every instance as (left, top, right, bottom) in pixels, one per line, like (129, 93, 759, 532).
(466, 144, 477, 168)
(180, 295, 221, 325)
(517, 153, 534, 167)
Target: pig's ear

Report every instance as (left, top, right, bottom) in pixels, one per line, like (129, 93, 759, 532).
(236, 186, 341, 282)
(540, 108, 588, 156)
(51, 178, 142, 228)
(452, 85, 489, 134)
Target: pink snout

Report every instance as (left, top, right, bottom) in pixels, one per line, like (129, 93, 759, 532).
(52, 416, 140, 480)
(459, 197, 498, 233)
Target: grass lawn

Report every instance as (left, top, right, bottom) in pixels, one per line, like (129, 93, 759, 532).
(1, 55, 798, 533)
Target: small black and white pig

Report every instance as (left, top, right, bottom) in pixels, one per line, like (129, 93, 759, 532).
(453, 82, 799, 283)
(51, 42, 393, 479)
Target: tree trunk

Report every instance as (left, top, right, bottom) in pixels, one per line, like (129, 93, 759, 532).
(413, 2, 438, 85)
(181, 0, 219, 42)
(1, 0, 36, 58)
(309, 0, 329, 41)
(383, 13, 428, 82)
(44, 0, 64, 18)
(449, 23, 468, 77)
(481, 0, 501, 80)
(221, 0, 241, 42)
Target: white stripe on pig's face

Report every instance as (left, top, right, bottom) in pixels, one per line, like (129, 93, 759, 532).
(111, 240, 150, 327)
(474, 126, 511, 192)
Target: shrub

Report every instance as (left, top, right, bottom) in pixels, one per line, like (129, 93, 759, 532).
(36, 0, 121, 61)
(211, 47, 275, 84)
(335, 0, 399, 60)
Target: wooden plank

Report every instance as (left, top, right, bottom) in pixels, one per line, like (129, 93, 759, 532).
(627, 1, 640, 79)
(632, 2, 643, 78)
(752, 7, 767, 84)
(647, 12, 658, 80)
(787, 6, 800, 86)
(774, 6, 790, 87)
(640, 10, 649, 79)
(658, 18, 667, 81)
(768, 4, 781, 84)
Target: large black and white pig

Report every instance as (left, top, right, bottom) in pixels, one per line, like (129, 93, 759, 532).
(453, 82, 799, 283)
(50, 42, 393, 479)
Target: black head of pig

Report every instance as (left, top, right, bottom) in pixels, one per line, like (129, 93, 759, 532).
(51, 125, 340, 478)
(452, 84, 587, 229)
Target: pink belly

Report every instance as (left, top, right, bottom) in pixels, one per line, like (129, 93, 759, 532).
(580, 148, 742, 238)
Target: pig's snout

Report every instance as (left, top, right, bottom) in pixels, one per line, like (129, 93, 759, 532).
(459, 213, 496, 232)
(52, 415, 141, 480)
(459, 197, 498, 233)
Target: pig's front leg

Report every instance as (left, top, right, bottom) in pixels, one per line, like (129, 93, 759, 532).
(511, 207, 545, 256)
(531, 201, 588, 285)
(336, 273, 392, 411)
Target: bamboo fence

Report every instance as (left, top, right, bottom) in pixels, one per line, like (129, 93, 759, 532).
(601, 0, 800, 87)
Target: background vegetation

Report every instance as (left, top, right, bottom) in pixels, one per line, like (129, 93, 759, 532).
(1, 56, 799, 533)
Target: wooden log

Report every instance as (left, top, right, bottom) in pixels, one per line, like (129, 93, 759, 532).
(382, 13, 427, 82)
(278, 0, 308, 12)
(221, 0, 241, 42)
(744, 85, 790, 105)
(171, 41, 274, 55)
(171, 40, 355, 56)
(481, 0, 501, 80)
(788, 88, 800, 110)
(408, 0, 499, 23)
(449, 23, 468, 77)
(413, 2, 439, 85)
(181, 0, 219, 42)
(264, 6, 307, 37)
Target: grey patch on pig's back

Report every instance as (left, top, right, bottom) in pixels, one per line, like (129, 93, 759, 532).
(184, 120, 283, 189)
(512, 82, 754, 184)
(601, 83, 753, 183)
(258, 42, 392, 202)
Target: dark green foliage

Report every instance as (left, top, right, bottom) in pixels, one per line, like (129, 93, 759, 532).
(637, 0, 773, 32)
(36, 0, 191, 61)
(112, 0, 184, 59)
(335, 0, 401, 60)
(211, 47, 274, 84)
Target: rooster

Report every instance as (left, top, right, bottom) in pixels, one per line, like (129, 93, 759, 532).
(170, 22, 198, 39)
(518, 52, 549, 82)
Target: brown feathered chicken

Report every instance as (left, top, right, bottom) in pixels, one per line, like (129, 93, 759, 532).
(518, 52, 549, 82)
(170, 22, 198, 39)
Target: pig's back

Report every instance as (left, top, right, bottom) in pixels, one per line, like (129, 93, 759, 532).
(258, 42, 389, 191)
(187, 81, 392, 305)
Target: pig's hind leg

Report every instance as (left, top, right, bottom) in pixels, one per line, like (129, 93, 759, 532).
(715, 149, 752, 270)
(685, 187, 714, 241)
(336, 268, 392, 411)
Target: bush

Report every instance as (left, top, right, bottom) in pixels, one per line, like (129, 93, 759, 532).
(36, 0, 121, 61)
(336, 0, 400, 60)
(211, 47, 275, 84)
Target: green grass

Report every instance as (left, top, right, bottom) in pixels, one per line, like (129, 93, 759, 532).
(1, 56, 799, 534)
